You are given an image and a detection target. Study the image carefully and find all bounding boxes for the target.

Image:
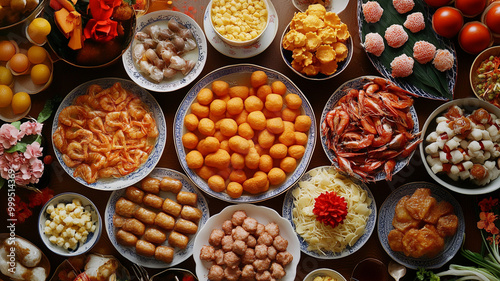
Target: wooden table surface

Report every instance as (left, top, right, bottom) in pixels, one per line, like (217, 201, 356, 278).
(0, 0, 494, 280)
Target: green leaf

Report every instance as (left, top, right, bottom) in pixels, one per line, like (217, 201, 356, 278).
(37, 95, 63, 123)
(360, 0, 454, 100)
(5, 142, 27, 153)
(11, 121, 21, 130)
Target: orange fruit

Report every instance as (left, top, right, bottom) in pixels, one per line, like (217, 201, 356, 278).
(0, 85, 13, 108)
(27, 46, 47, 64)
(0, 41, 16, 61)
(0, 66, 13, 86)
(11, 92, 31, 114)
(27, 18, 51, 44)
(9, 53, 30, 73)
(30, 64, 51, 85)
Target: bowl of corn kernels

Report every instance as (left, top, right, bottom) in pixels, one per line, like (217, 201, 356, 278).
(208, 0, 270, 47)
(38, 192, 101, 256)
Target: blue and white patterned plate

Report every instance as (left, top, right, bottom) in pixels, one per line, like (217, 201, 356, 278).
(282, 166, 377, 259)
(51, 78, 166, 191)
(320, 76, 420, 181)
(193, 204, 300, 281)
(378, 182, 465, 269)
(39, 192, 102, 257)
(105, 168, 210, 269)
(203, 0, 278, 59)
(174, 63, 316, 203)
(122, 11, 207, 92)
(357, 0, 457, 100)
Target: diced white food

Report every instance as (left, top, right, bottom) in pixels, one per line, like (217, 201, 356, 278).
(426, 131, 438, 142)
(459, 170, 470, 180)
(439, 151, 449, 163)
(425, 142, 440, 155)
(436, 116, 449, 123)
(436, 122, 450, 135)
(482, 140, 494, 151)
(470, 129, 484, 141)
(450, 165, 461, 175)
(446, 138, 460, 151)
(463, 161, 474, 170)
(468, 141, 481, 152)
(450, 150, 464, 164)
(427, 155, 441, 166)
(431, 163, 443, 174)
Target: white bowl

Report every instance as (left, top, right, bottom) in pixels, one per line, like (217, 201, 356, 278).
(304, 268, 347, 281)
(419, 98, 500, 195)
(38, 192, 101, 257)
(208, 0, 270, 47)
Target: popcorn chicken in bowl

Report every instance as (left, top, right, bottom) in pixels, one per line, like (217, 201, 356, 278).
(280, 4, 353, 80)
(208, 0, 270, 46)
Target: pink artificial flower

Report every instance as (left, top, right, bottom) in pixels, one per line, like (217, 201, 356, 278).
(19, 121, 43, 138)
(0, 155, 9, 179)
(4, 152, 24, 171)
(15, 173, 30, 186)
(29, 158, 44, 180)
(24, 142, 43, 160)
(0, 124, 21, 149)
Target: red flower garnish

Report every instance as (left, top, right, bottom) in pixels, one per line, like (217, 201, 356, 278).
(84, 18, 119, 42)
(28, 188, 54, 208)
(12, 196, 32, 223)
(478, 212, 500, 235)
(313, 191, 348, 228)
(479, 197, 499, 212)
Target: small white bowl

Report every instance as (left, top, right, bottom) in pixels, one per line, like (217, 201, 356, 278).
(208, 0, 270, 47)
(38, 192, 101, 257)
(419, 98, 500, 195)
(304, 268, 347, 281)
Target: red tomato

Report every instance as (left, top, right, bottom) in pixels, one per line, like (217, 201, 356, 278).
(455, 0, 487, 17)
(458, 21, 492, 54)
(425, 0, 452, 7)
(485, 3, 500, 34)
(432, 7, 464, 38)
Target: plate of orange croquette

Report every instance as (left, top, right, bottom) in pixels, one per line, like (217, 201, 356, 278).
(105, 167, 209, 268)
(173, 64, 316, 203)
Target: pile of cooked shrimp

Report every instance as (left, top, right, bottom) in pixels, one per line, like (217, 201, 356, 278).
(53, 82, 159, 184)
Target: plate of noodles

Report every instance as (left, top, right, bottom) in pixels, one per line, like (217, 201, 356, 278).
(282, 166, 376, 259)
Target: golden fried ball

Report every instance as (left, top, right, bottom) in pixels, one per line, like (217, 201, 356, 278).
(238, 122, 254, 139)
(247, 111, 267, 131)
(271, 81, 287, 95)
(208, 175, 226, 192)
(198, 118, 216, 136)
(182, 132, 199, 149)
(295, 115, 312, 132)
(228, 135, 251, 154)
(278, 130, 295, 146)
(218, 168, 231, 180)
(282, 107, 301, 122)
(229, 86, 249, 99)
(244, 95, 264, 112)
(184, 113, 199, 131)
(220, 140, 231, 153)
(213, 131, 226, 142)
(250, 70, 268, 88)
(234, 110, 249, 125)
(280, 157, 297, 173)
(285, 93, 302, 110)
(231, 153, 246, 170)
(254, 144, 269, 156)
(191, 102, 210, 118)
(197, 88, 214, 105)
(267, 117, 284, 134)
(265, 94, 283, 112)
(258, 154, 273, 173)
(243, 171, 268, 194)
(212, 80, 230, 97)
(294, 132, 308, 145)
(268, 167, 286, 185)
(245, 147, 261, 170)
(229, 169, 247, 183)
(219, 118, 238, 137)
(226, 182, 243, 198)
(263, 108, 281, 119)
(197, 165, 216, 180)
(197, 136, 220, 155)
(256, 85, 272, 100)
(205, 149, 231, 170)
(257, 129, 275, 149)
(210, 99, 227, 116)
(288, 145, 305, 159)
(186, 150, 204, 169)
(269, 143, 288, 159)
(227, 97, 244, 115)
(283, 121, 296, 132)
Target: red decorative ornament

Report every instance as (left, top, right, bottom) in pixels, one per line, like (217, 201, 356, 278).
(313, 191, 348, 228)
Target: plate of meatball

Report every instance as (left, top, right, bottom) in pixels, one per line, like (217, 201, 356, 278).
(377, 181, 465, 269)
(193, 204, 300, 281)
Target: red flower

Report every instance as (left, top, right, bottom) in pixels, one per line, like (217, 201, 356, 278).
(479, 197, 499, 212)
(84, 19, 118, 42)
(313, 191, 348, 229)
(28, 188, 54, 208)
(12, 196, 33, 223)
(478, 212, 500, 235)
(487, 235, 500, 245)
(88, 0, 122, 20)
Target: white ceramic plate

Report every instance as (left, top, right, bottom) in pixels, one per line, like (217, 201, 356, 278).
(419, 98, 500, 195)
(292, 0, 349, 14)
(173, 63, 316, 203)
(38, 192, 102, 257)
(105, 167, 210, 269)
(282, 166, 377, 259)
(377, 182, 465, 269)
(51, 78, 166, 190)
(203, 1, 278, 58)
(193, 204, 300, 281)
(122, 11, 207, 92)
(320, 76, 419, 181)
